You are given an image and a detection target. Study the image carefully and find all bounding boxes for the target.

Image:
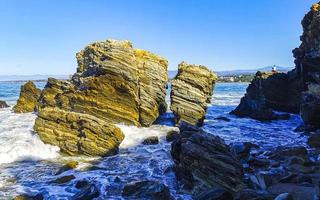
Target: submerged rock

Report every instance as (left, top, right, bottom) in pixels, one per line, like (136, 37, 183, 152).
(171, 124, 244, 194)
(53, 175, 76, 184)
(34, 107, 124, 156)
(72, 183, 100, 200)
(170, 61, 217, 126)
(55, 160, 79, 175)
(142, 136, 159, 145)
(0, 100, 9, 108)
(13, 81, 41, 113)
(122, 180, 172, 200)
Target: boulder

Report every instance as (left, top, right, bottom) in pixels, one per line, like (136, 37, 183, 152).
(34, 107, 124, 156)
(72, 183, 100, 200)
(231, 72, 297, 121)
(0, 100, 9, 108)
(13, 194, 44, 200)
(171, 124, 244, 194)
(13, 81, 41, 113)
(268, 183, 317, 200)
(55, 160, 79, 175)
(307, 131, 320, 148)
(122, 180, 172, 200)
(142, 136, 159, 145)
(170, 61, 217, 126)
(53, 175, 76, 184)
(194, 188, 233, 200)
(166, 130, 180, 142)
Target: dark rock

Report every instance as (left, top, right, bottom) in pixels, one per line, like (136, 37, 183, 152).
(171, 127, 244, 193)
(142, 136, 159, 145)
(75, 180, 89, 189)
(268, 146, 308, 160)
(230, 142, 259, 160)
(248, 157, 270, 167)
(13, 194, 44, 200)
(235, 189, 274, 200)
(0, 100, 9, 108)
(274, 193, 293, 200)
(55, 161, 79, 175)
(307, 132, 320, 148)
(166, 130, 180, 142)
(268, 183, 317, 200)
(122, 180, 172, 200)
(72, 184, 100, 200)
(194, 188, 233, 200)
(215, 116, 231, 122)
(53, 175, 76, 184)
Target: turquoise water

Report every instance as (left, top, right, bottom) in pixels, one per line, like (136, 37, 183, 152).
(0, 81, 306, 199)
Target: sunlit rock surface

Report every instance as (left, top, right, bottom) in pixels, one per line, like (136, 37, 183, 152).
(170, 62, 217, 126)
(13, 81, 41, 113)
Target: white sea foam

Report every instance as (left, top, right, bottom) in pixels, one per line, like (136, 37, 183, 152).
(0, 107, 60, 165)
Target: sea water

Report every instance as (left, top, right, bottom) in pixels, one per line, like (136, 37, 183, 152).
(0, 82, 306, 199)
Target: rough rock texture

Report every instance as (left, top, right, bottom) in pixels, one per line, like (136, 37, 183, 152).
(33, 39, 168, 156)
(34, 107, 124, 156)
(231, 72, 295, 121)
(170, 62, 217, 126)
(171, 123, 244, 195)
(294, 3, 320, 129)
(0, 100, 9, 108)
(13, 81, 41, 113)
(38, 39, 168, 127)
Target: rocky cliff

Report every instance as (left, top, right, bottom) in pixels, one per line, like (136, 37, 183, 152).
(294, 3, 320, 129)
(13, 81, 41, 113)
(170, 62, 217, 126)
(32, 39, 168, 156)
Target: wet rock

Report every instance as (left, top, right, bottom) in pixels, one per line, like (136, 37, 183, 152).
(75, 180, 89, 189)
(307, 131, 320, 148)
(231, 72, 297, 121)
(13, 81, 41, 113)
(170, 61, 217, 126)
(248, 157, 270, 167)
(122, 180, 172, 200)
(166, 130, 180, 142)
(231, 142, 259, 160)
(13, 194, 44, 200)
(34, 107, 124, 156)
(268, 183, 317, 200)
(53, 175, 76, 184)
(274, 193, 293, 200)
(236, 189, 274, 200)
(56, 160, 79, 175)
(214, 116, 231, 122)
(194, 188, 233, 200)
(0, 100, 9, 108)
(142, 136, 159, 145)
(268, 146, 308, 160)
(72, 183, 100, 200)
(171, 125, 244, 193)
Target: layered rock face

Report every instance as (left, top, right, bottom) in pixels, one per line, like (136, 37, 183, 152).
(34, 107, 124, 156)
(13, 81, 41, 113)
(231, 71, 296, 121)
(170, 62, 217, 126)
(33, 39, 168, 156)
(171, 123, 244, 195)
(294, 3, 320, 129)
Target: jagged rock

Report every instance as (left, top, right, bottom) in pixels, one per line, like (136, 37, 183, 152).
(34, 107, 124, 156)
(171, 124, 244, 194)
(72, 183, 100, 200)
(231, 72, 295, 121)
(55, 160, 79, 175)
(53, 175, 76, 184)
(142, 136, 159, 145)
(170, 61, 217, 126)
(13, 81, 41, 113)
(0, 100, 9, 108)
(122, 180, 172, 200)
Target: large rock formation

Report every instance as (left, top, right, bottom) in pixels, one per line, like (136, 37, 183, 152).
(170, 62, 217, 126)
(231, 71, 295, 121)
(13, 81, 41, 113)
(171, 123, 244, 195)
(294, 3, 320, 129)
(33, 39, 168, 156)
(38, 40, 168, 127)
(34, 107, 124, 156)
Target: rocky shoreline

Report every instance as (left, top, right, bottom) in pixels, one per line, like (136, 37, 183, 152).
(1, 2, 320, 200)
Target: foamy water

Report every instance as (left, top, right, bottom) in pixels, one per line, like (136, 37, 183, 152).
(0, 81, 307, 199)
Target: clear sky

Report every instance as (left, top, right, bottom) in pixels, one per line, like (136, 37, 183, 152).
(0, 0, 317, 75)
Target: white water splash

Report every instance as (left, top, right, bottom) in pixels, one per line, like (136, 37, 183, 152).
(0, 107, 60, 165)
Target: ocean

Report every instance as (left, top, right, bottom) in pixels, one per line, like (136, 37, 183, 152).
(0, 82, 306, 199)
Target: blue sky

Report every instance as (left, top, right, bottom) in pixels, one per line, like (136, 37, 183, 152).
(0, 0, 316, 75)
